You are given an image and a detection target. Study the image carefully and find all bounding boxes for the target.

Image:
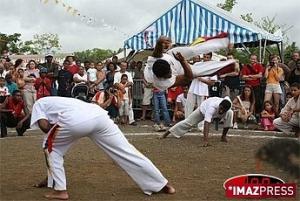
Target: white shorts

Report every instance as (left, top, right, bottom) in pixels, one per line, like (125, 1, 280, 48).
(142, 87, 153, 106)
(265, 84, 282, 94)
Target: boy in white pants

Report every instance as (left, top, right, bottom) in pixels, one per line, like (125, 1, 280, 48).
(30, 97, 175, 200)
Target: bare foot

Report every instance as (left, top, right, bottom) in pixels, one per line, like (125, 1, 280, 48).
(160, 183, 176, 194)
(44, 190, 69, 200)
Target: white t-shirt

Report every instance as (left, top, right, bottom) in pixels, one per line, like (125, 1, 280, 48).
(113, 71, 133, 84)
(73, 73, 88, 85)
(87, 68, 97, 82)
(30, 97, 107, 129)
(199, 96, 231, 123)
(144, 54, 183, 91)
(176, 93, 187, 108)
(0, 86, 9, 96)
(189, 75, 217, 96)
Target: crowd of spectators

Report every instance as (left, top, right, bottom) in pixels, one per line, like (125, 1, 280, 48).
(0, 50, 299, 137)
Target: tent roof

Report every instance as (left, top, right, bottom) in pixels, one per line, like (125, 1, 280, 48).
(124, 0, 282, 51)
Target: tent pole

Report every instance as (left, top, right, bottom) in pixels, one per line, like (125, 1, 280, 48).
(262, 39, 267, 64)
(276, 42, 283, 63)
(259, 39, 262, 63)
(280, 42, 284, 63)
(241, 43, 251, 55)
(124, 47, 126, 61)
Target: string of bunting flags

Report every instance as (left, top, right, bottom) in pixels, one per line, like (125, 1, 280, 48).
(39, 0, 130, 38)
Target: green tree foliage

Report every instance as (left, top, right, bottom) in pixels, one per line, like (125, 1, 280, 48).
(0, 33, 22, 54)
(31, 33, 61, 54)
(74, 48, 114, 62)
(217, 0, 237, 12)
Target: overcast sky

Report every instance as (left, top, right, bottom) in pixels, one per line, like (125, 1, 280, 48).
(1, 0, 299, 53)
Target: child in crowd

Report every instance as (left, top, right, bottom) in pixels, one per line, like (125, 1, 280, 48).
(167, 86, 183, 122)
(118, 74, 131, 124)
(34, 67, 51, 100)
(0, 77, 9, 103)
(260, 101, 276, 131)
(174, 86, 188, 122)
(87, 62, 98, 93)
(153, 87, 171, 131)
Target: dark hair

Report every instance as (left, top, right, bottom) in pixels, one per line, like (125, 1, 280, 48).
(219, 100, 231, 112)
(152, 59, 171, 78)
(204, 52, 212, 58)
(12, 90, 21, 96)
(0, 77, 5, 81)
(107, 62, 117, 71)
(240, 85, 255, 104)
(121, 74, 128, 79)
(263, 100, 275, 112)
(290, 82, 300, 89)
(14, 59, 23, 68)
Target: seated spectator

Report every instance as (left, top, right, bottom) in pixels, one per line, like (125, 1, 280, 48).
(0, 77, 9, 103)
(232, 85, 256, 129)
(260, 101, 276, 131)
(118, 74, 132, 124)
(167, 86, 183, 122)
(174, 86, 188, 122)
(153, 88, 171, 132)
(5, 73, 18, 95)
(273, 83, 300, 137)
(92, 86, 121, 122)
(0, 90, 31, 137)
(34, 67, 51, 100)
(286, 92, 292, 101)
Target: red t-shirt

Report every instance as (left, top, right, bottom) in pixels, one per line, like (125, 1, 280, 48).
(34, 77, 52, 99)
(7, 96, 25, 118)
(67, 64, 80, 75)
(241, 63, 264, 87)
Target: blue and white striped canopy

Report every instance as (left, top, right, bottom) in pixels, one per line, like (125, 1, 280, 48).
(124, 0, 282, 51)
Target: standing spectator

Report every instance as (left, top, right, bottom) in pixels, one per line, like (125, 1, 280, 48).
(241, 54, 264, 115)
(40, 53, 59, 96)
(65, 56, 79, 75)
(260, 101, 276, 131)
(105, 62, 117, 89)
(118, 74, 132, 124)
(34, 68, 51, 100)
(23, 60, 39, 113)
(114, 61, 136, 126)
(5, 74, 18, 95)
(220, 54, 240, 99)
(264, 55, 284, 115)
(273, 83, 300, 137)
(14, 58, 25, 70)
(232, 85, 256, 129)
(139, 79, 153, 121)
(57, 60, 73, 97)
(93, 62, 106, 92)
(87, 62, 97, 92)
(153, 88, 171, 131)
(133, 61, 144, 79)
(15, 68, 26, 93)
(174, 86, 188, 122)
(0, 63, 7, 78)
(73, 66, 88, 86)
(0, 90, 31, 137)
(288, 60, 300, 84)
(287, 51, 300, 71)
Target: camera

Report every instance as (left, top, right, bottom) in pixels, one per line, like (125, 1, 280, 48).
(269, 61, 275, 67)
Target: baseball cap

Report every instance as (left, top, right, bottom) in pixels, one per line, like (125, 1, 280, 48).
(45, 53, 53, 57)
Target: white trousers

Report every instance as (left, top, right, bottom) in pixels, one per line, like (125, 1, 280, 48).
(185, 93, 205, 118)
(43, 115, 167, 195)
(273, 115, 300, 134)
(169, 109, 233, 138)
